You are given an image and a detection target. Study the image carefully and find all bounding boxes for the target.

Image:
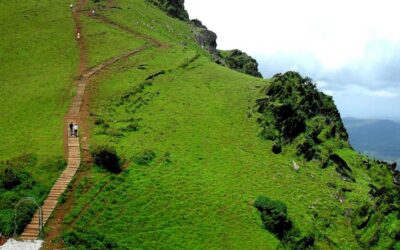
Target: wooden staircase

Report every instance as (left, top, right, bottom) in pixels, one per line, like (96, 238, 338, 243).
(20, 137, 80, 240)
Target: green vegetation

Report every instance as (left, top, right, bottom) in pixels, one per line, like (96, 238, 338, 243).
(81, 15, 147, 68)
(0, 154, 66, 235)
(0, 0, 78, 160)
(255, 196, 315, 249)
(257, 72, 349, 162)
(0, 0, 399, 249)
(133, 149, 156, 166)
(219, 49, 263, 78)
(254, 196, 292, 239)
(145, 0, 189, 20)
(91, 145, 122, 173)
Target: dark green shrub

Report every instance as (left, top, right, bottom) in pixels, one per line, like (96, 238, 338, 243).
(146, 0, 189, 20)
(272, 142, 282, 154)
(133, 150, 156, 165)
(91, 145, 121, 173)
(0, 167, 21, 190)
(255, 196, 292, 239)
(220, 49, 262, 77)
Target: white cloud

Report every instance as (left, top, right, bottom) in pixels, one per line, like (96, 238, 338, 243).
(185, 0, 400, 118)
(320, 83, 398, 98)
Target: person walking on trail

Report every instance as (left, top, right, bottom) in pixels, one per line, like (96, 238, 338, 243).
(69, 122, 74, 137)
(73, 123, 79, 137)
(75, 27, 81, 40)
(70, 4, 73, 9)
(92, 9, 96, 16)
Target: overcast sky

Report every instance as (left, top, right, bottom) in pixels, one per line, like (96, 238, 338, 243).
(185, 0, 400, 120)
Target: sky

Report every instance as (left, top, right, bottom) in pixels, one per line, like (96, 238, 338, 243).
(185, 0, 400, 119)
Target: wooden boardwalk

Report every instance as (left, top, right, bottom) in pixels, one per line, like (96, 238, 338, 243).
(20, 137, 80, 240)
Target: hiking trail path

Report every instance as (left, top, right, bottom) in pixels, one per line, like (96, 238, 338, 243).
(20, 0, 160, 241)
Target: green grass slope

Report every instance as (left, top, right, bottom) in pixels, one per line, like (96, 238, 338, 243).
(1, 0, 398, 249)
(49, 1, 398, 249)
(0, 0, 78, 160)
(0, 0, 78, 235)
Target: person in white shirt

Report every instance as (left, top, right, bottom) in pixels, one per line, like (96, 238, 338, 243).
(73, 124, 79, 137)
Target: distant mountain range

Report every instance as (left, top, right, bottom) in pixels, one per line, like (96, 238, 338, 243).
(343, 117, 400, 169)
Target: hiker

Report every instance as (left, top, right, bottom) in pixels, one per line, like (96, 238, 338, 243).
(92, 9, 96, 16)
(76, 32, 80, 40)
(73, 123, 79, 137)
(70, 4, 73, 9)
(69, 122, 74, 137)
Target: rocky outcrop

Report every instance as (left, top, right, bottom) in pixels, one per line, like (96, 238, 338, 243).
(194, 29, 218, 53)
(190, 20, 263, 77)
(190, 19, 218, 54)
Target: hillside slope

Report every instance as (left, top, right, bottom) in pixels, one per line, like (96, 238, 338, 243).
(0, 0, 399, 249)
(0, 0, 78, 236)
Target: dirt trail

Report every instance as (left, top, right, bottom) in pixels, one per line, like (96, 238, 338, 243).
(21, 0, 156, 244)
(94, 14, 165, 48)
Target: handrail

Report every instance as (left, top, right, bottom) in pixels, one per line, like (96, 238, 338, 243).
(14, 197, 43, 239)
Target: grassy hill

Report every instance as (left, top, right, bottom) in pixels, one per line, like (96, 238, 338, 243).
(1, 0, 399, 249)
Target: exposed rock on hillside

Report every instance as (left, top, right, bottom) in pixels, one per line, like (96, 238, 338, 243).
(190, 21, 262, 77)
(189, 19, 218, 57)
(192, 25, 218, 54)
